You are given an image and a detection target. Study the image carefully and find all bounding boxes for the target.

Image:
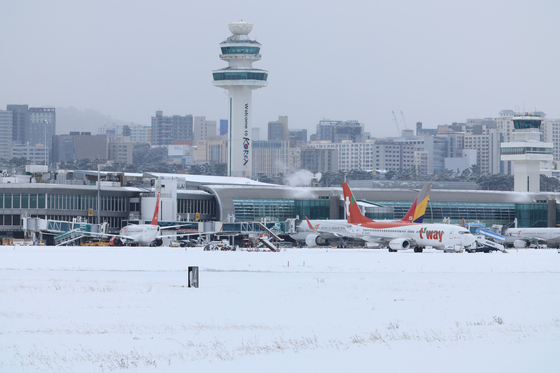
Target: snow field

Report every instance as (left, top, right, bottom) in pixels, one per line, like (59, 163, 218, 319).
(0, 247, 559, 372)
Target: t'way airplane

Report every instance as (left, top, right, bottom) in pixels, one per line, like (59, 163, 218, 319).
(339, 182, 476, 252)
(88, 192, 191, 246)
(293, 183, 432, 247)
(108, 192, 166, 246)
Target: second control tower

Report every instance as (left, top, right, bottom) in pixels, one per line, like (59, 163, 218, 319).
(212, 21, 268, 178)
(501, 112, 553, 192)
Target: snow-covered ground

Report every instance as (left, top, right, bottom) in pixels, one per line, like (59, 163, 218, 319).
(1, 246, 559, 372)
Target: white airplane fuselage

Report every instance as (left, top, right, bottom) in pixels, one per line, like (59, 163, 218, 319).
(504, 227, 560, 247)
(349, 223, 476, 250)
(290, 219, 349, 242)
(120, 224, 160, 246)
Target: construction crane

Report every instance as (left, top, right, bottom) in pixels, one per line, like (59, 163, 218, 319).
(400, 111, 409, 130)
(391, 111, 401, 135)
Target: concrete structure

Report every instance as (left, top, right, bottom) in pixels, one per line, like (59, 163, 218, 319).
(206, 136, 228, 165)
(444, 149, 477, 173)
(151, 111, 193, 146)
(167, 144, 194, 167)
(52, 133, 108, 164)
(10, 143, 49, 165)
(462, 128, 500, 174)
(0, 110, 13, 159)
(289, 129, 307, 146)
(194, 116, 217, 143)
(301, 147, 338, 173)
(212, 21, 268, 178)
(287, 147, 302, 171)
(6, 105, 28, 144)
(542, 118, 560, 163)
(27, 107, 56, 149)
(252, 140, 288, 177)
(108, 139, 134, 164)
(5, 105, 56, 164)
(311, 120, 367, 143)
(219, 119, 228, 136)
(308, 141, 376, 171)
(501, 113, 553, 192)
(268, 116, 288, 141)
(129, 125, 151, 144)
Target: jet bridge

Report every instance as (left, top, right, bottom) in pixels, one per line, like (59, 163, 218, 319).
(22, 216, 107, 246)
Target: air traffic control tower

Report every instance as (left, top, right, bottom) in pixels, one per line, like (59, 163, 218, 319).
(213, 21, 268, 178)
(501, 112, 553, 192)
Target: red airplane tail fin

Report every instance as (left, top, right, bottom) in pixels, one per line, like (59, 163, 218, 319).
(150, 192, 160, 225)
(342, 182, 373, 225)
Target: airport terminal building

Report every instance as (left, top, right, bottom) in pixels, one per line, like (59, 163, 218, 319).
(0, 170, 558, 239)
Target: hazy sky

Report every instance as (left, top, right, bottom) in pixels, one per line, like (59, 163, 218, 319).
(1, 0, 559, 138)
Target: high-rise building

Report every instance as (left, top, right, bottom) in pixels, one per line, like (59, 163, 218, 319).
(11, 143, 49, 165)
(310, 120, 366, 143)
(129, 125, 151, 144)
(194, 116, 217, 143)
(52, 133, 108, 164)
(219, 119, 228, 136)
(0, 110, 13, 159)
(252, 141, 288, 177)
(308, 141, 376, 171)
(151, 111, 193, 146)
(289, 129, 307, 146)
(301, 148, 338, 173)
(6, 105, 56, 148)
(27, 107, 56, 148)
(108, 139, 134, 164)
(212, 21, 268, 178)
(6, 105, 28, 144)
(268, 116, 288, 141)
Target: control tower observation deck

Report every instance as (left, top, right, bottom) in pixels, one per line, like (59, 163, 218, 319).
(501, 112, 553, 192)
(212, 21, 268, 178)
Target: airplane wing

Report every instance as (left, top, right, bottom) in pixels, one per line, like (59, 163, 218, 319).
(84, 231, 136, 241)
(521, 236, 548, 244)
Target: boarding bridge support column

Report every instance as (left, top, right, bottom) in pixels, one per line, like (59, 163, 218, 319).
(548, 200, 557, 227)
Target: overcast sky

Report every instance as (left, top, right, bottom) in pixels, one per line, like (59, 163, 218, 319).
(1, 0, 559, 138)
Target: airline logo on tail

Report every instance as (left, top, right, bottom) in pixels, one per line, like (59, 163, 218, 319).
(345, 194, 356, 217)
(400, 183, 431, 223)
(342, 183, 373, 225)
(342, 182, 430, 226)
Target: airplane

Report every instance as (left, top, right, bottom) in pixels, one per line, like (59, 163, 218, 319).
(503, 227, 560, 248)
(291, 183, 432, 247)
(86, 192, 198, 246)
(336, 182, 476, 252)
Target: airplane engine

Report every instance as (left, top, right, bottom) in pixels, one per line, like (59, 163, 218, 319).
(150, 238, 163, 247)
(389, 238, 414, 251)
(513, 239, 529, 248)
(110, 237, 123, 246)
(305, 234, 328, 247)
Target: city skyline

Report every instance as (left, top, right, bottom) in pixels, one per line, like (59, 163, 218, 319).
(1, 0, 559, 139)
